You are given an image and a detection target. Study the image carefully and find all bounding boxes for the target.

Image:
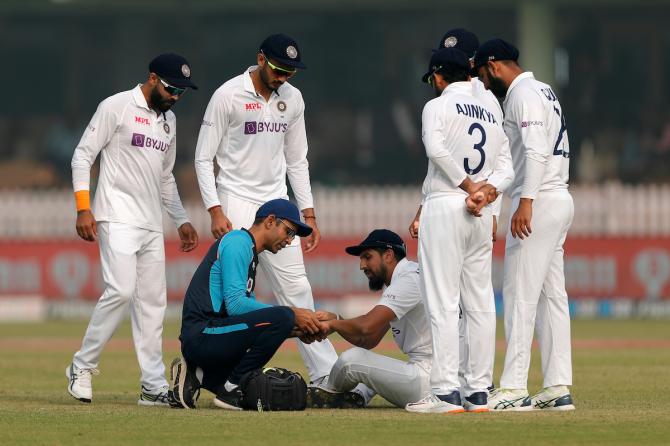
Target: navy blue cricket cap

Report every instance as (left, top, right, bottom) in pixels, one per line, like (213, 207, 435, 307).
(473, 38, 519, 70)
(259, 33, 306, 69)
(434, 28, 480, 59)
(255, 199, 312, 237)
(149, 53, 198, 89)
(421, 47, 470, 83)
(345, 229, 407, 257)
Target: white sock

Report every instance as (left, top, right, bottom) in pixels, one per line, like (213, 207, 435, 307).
(224, 380, 239, 392)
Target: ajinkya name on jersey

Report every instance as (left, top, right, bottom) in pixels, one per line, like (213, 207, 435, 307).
(131, 133, 170, 152)
(455, 103, 498, 125)
(244, 121, 288, 135)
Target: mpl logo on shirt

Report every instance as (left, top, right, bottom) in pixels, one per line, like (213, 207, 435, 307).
(131, 133, 169, 152)
(243, 121, 288, 135)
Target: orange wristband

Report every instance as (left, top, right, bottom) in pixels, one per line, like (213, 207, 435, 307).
(74, 190, 91, 211)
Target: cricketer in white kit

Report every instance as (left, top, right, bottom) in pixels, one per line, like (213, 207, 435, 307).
(67, 54, 199, 405)
(306, 230, 432, 409)
(475, 39, 575, 411)
(409, 30, 505, 395)
(405, 47, 514, 414)
(194, 34, 337, 383)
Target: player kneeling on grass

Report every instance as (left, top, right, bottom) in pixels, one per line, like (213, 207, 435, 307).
(306, 230, 432, 409)
(169, 199, 327, 410)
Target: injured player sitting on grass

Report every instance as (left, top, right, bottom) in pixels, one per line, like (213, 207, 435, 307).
(305, 229, 432, 409)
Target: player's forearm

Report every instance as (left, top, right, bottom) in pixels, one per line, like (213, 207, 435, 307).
(520, 156, 547, 199)
(330, 318, 385, 350)
(194, 157, 221, 210)
(161, 176, 190, 228)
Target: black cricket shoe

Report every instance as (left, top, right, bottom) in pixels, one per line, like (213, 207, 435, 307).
(213, 386, 244, 411)
(169, 357, 200, 409)
(306, 386, 365, 409)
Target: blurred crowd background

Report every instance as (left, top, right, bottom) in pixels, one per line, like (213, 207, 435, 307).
(2, 0, 670, 195)
(2, 1, 670, 315)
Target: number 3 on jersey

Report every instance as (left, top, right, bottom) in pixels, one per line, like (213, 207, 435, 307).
(464, 122, 486, 175)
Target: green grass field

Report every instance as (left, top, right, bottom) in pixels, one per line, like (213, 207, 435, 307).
(1, 319, 669, 445)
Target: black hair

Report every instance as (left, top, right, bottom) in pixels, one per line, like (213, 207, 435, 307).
(372, 246, 406, 262)
(435, 64, 469, 84)
(253, 216, 267, 226)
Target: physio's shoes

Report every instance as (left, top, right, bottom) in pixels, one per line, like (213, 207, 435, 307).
(405, 391, 465, 414)
(488, 388, 533, 412)
(65, 363, 98, 403)
(168, 357, 200, 409)
(531, 385, 575, 411)
(214, 384, 244, 411)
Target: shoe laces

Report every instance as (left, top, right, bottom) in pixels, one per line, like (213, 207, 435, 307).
(410, 394, 438, 406)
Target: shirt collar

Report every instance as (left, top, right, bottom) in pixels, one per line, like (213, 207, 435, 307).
(442, 80, 473, 96)
(132, 84, 151, 111)
(244, 66, 282, 98)
(132, 84, 168, 120)
(241, 228, 259, 257)
(389, 258, 409, 285)
(505, 71, 534, 100)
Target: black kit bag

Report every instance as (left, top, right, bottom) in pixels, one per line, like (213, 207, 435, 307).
(239, 367, 307, 411)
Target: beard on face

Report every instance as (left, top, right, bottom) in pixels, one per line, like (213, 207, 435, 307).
(367, 263, 388, 291)
(260, 65, 283, 91)
(486, 67, 508, 98)
(150, 86, 175, 113)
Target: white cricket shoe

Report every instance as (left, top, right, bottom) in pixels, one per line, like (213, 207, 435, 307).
(463, 391, 490, 413)
(405, 393, 465, 414)
(488, 388, 533, 411)
(138, 385, 171, 407)
(65, 363, 98, 403)
(531, 385, 575, 411)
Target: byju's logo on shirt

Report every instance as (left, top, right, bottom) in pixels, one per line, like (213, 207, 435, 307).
(243, 121, 288, 135)
(131, 133, 168, 152)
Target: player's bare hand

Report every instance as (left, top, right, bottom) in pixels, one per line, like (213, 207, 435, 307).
(291, 307, 323, 335)
(290, 328, 305, 338)
(302, 217, 321, 253)
(315, 310, 338, 321)
(492, 215, 498, 242)
(465, 184, 497, 217)
(209, 206, 232, 239)
(178, 223, 199, 252)
(409, 205, 422, 239)
(511, 198, 533, 239)
(75, 210, 97, 242)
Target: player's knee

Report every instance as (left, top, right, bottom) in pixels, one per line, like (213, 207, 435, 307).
(274, 306, 295, 335)
(338, 347, 367, 368)
(102, 282, 135, 304)
(278, 277, 314, 309)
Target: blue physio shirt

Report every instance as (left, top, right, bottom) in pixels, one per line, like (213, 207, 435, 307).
(180, 229, 271, 339)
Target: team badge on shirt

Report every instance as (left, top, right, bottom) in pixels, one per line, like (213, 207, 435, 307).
(444, 36, 458, 48)
(277, 101, 287, 112)
(286, 46, 298, 59)
(163, 123, 170, 134)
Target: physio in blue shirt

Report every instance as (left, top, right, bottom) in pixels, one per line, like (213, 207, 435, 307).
(172, 199, 326, 410)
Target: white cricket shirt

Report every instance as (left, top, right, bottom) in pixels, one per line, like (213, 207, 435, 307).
(421, 81, 514, 200)
(194, 67, 313, 211)
(71, 85, 189, 232)
(378, 258, 432, 368)
(502, 72, 570, 199)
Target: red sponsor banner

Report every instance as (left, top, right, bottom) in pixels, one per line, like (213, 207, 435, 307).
(0, 237, 669, 301)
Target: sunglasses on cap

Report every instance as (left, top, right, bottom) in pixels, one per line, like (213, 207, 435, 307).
(427, 65, 443, 86)
(260, 50, 297, 78)
(159, 78, 186, 96)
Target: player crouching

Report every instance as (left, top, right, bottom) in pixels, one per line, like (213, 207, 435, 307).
(169, 199, 327, 410)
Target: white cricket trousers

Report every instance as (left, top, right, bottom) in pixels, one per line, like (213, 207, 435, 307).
(327, 347, 430, 407)
(500, 190, 574, 390)
(219, 192, 338, 381)
(419, 194, 496, 397)
(73, 222, 168, 390)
